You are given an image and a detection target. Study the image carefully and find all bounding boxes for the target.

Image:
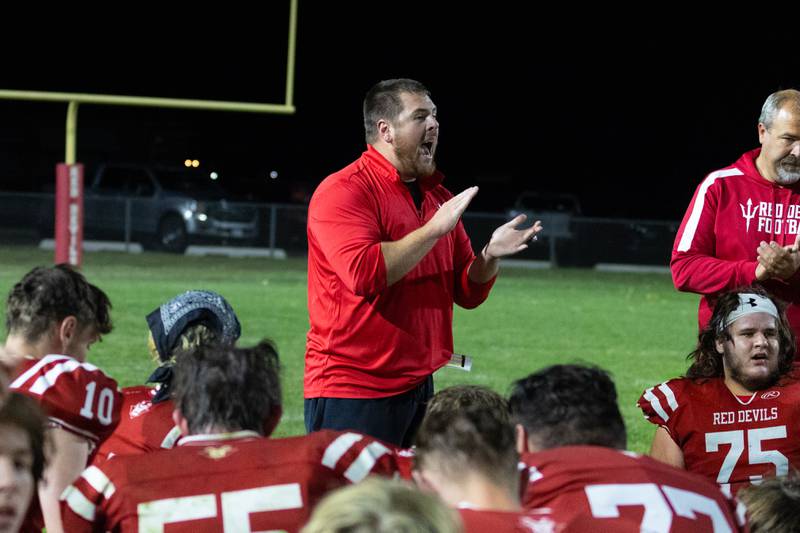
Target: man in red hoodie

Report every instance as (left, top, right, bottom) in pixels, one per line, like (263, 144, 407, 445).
(672, 89, 800, 336)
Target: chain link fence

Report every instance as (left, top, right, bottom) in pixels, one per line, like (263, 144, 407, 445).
(0, 192, 677, 266)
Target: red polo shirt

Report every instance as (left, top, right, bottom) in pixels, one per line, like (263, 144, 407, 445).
(305, 146, 495, 398)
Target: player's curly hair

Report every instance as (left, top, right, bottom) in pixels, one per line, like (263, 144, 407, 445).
(686, 287, 795, 380)
(5, 264, 112, 342)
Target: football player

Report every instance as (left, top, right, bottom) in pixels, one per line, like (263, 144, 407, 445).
(639, 287, 800, 496)
(92, 290, 242, 462)
(2, 264, 119, 533)
(413, 391, 562, 532)
(62, 341, 401, 532)
(513, 364, 743, 531)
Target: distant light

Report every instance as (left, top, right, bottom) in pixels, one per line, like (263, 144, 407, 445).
(269, 170, 279, 179)
(183, 159, 192, 167)
(197, 213, 208, 222)
(210, 172, 219, 180)
(192, 160, 200, 168)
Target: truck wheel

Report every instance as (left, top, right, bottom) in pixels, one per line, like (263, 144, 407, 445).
(157, 214, 188, 253)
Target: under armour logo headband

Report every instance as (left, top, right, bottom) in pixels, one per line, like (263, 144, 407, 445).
(721, 293, 779, 332)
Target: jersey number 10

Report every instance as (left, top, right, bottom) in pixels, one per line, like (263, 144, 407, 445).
(79, 381, 115, 425)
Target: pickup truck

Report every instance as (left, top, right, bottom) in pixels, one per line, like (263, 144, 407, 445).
(46, 163, 259, 253)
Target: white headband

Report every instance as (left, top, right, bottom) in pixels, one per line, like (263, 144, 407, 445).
(721, 293, 779, 331)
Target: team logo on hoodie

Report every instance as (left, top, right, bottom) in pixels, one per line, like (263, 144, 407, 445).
(740, 198, 757, 232)
(739, 198, 800, 235)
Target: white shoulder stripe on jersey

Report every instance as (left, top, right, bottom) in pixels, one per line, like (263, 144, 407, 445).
(657, 382, 678, 411)
(344, 441, 391, 483)
(62, 485, 97, 522)
(30, 359, 82, 394)
(322, 432, 363, 469)
(9, 354, 70, 390)
(643, 387, 670, 422)
(161, 426, 182, 449)
(677, 168, 744, 252)
(81, 466, 116, 500)
(12, 354, 103, 396)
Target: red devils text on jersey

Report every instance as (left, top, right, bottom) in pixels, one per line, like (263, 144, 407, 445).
(639, 374, 800, 496)
(61, 429, 400, 532)
(10, 354, 121, 442)
(520, 446, 744, 532)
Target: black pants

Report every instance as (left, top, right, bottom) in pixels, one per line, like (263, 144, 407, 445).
(304, 375, 434, 447)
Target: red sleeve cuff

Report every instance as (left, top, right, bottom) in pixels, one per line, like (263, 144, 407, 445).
(455, 257, 496, 309)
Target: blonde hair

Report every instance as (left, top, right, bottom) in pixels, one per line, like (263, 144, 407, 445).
(148, 323, 218, 363)
(302, 478, 461, 533)
(738, 473, 800, 532)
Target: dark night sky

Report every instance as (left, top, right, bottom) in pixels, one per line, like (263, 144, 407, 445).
(1, 6, 799, 220)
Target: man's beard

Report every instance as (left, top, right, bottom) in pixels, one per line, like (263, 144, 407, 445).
(393, 137, 435, 180)
(723, 350, 781, 392)
(774, 154, 800, 185)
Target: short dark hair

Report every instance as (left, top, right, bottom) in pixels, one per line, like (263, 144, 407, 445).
(5, 264, 112, 342)
(687, 286, 795, 380)
(738, 472, 800, 533)
(508, 364, 626, 450)
(414, 404, 519, 493)
(424, 385, 510, 425)
(173, 340, 281, 435)
(0, 392, 48, 483)
(363, 78, 430, 143)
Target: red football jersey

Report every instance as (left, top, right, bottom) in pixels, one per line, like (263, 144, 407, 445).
(92, 385, 180, 463)
(61, 429, 400, 532)
(10, 354, 121, 442)
(521, 446, 744, 532)
(638, 375, 800, 496)
(459, 508, 563, 533)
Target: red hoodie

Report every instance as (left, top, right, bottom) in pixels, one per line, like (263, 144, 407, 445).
(672, 148, 800, 336)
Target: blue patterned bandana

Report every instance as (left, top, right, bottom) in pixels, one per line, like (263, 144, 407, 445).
(146, 290, 241, 362)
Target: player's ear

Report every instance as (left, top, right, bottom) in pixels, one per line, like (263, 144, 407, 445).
(715, 336, 725, 354)
(172, 409, 190, 437)
(515, 423, 530, 454)
(58, 316, 78, 346)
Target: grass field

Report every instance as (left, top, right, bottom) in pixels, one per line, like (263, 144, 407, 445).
(0, 245, 700, 453)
